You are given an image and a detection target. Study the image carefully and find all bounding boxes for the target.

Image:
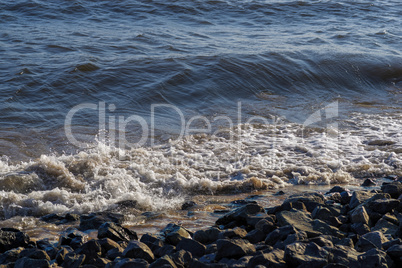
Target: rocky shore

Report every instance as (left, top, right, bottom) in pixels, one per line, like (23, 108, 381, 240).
(1, 180, 402, 268)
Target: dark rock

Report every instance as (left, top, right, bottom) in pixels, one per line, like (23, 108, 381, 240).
(247, 249, 286, 268)
(193, 227, 221, 244)
(216, 203, 266, 227)
(57, 228, 88, 249)
(98, 238, 122, 254)
(255, 218, 276, 234)
(246, 214, 272, 228)
(0, 228, 30, 252)
(308, 236, 334, 248)
(18, 248, 50, 261)
(312, 206, 340, 226)
(149, 255, 177, 268)
(372, 217, 399, 236)
(171, 250, 192, 268)
(371, 199, 400, 214)
(218, 227, 247, 239)
(14, 257, 49, 268)
(113, 258, 149, 268)
(74, 240, 102, 264)
(215, 239, 256, 261)
(276, 209, 344, 238)
(280, 201, 308, 212)
(265, 225, 297, 247)
(355, 231, 388, 252)
(282, 193, 325, 212)
(161, 223, 192, 246)
(340, 191, 352, 205)
(351, 222, 371, 236)
(176, 238, 206, 258)
(222, 255, 252, 267)
(154, 245, 175, 258)
(358, 248, 393, 268)
(367, 140, 396, 146)
(63, 253, 86, 268)
(350, 206, 370, 225)
(245, 229, 266, 244)
(381, 181, 402, 198)
(0, 247, 24, 265)
(274, 191, 285, 196)
(324, 245, 360, 267)
(79, 212, 124, 231)
(181, 201, 196, 210)
(362, 178, 376, 187)
(349, 191, 375, 209)
(327, 186, 347, 194)
(383, 238, 402, 250)
(98, 222, 138, 242)
(284, 242, 329, 267)
(387, 244, 402, 258)
(55, 247, 73, 264)
(140, 233, 164, 252)
(105, 247, 124, 260)
(122, 241, 154, 263)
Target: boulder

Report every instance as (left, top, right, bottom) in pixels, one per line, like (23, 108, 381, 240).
(161, 224, 192, 246)
(0, 247, 24, 265)
(355, 231, 388, 252)
(372, 217, 399, 237)
(114, 258, 149, 268)
(176, 238, 206, 258)
(245, 229, 266, 244)
(349, 191, 375, 209)
(123, 241, 154, 263)
(98, 222, 138, 242)
(193, 227, 221, 244)
(247, 249, 286, 268)
(358, 248, 393, 268)
(370, 199, 400, 214)
(381, 182, 402, 198)
(350, 206, 370, 225)
(57, 228, 88, 249)
(79, 212, 124, 231)
(215, 239, 256, 261)
(149, 255, 177, 268)
(218, 227, 247, 239)
(74, 240, 102, 264)
(171, 250, 192, 268)
(0, 228, 30, 252)
(255, 218, 276, 234)
(216, 203, 266, 227)
(63, 253, 85, 268)
(14, 257, 49, 268)
(284, 242, 329, 267)
(282, 193, 325, 212)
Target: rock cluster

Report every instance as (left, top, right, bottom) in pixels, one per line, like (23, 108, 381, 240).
(1, 181, 402, 267)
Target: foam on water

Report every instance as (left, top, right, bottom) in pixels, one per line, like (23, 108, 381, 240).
(0, 111, 400, 219)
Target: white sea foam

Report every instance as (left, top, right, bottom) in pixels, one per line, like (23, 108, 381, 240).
(0, 112, 400, 218)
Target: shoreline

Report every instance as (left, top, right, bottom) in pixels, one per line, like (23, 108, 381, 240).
(1, 180, 402, 267)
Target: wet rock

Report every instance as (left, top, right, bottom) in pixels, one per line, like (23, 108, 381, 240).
(14, 257, 49, 268)
(327, 186, 347, 194)
(140, 233, 164, 252)
(280, 201, 308, 212)
(39, 213, 79, 225)
(340, 191, 352, 205)
(355, 231, 388, 252)
(282, 193, 325, 212)
(0, 228, 30, 252)
(181, 201, 196, 210)
(79, 212, 125, 231)
(383, 238, 402, 250)
(370, 199, 400, 214)
(215, 239, 256, 261)
(350, 206, 370, 225)
(98, 222, 138, 242)
(349, 191, 375, 209)
(193, 227, 221, 244)
(284, 242, 329, 267)
(63, 253, 86, 268)
(105, 247, 124, 260)
(381, 181, 402, 198)
(149, 255, 177, 268)
(247, 249, 286, 268)
(98, 238, 122, 254)
(161, 223, 192, 246)
(122, 241, 154, 263)
(362, 178, 376, 187)
(176, 238, 206, 258)
(358, 248, 393, 268)
(216, 203, 266, 227)
(57, 228, 88, 249)
(274, 190, 285, 196)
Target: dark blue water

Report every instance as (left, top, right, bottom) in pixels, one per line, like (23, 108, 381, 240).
(1, 0, 401, 159)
